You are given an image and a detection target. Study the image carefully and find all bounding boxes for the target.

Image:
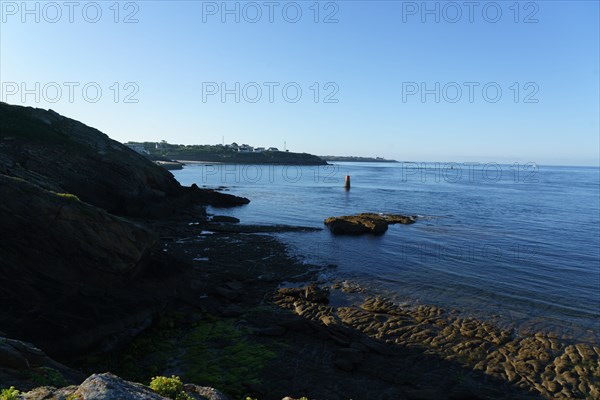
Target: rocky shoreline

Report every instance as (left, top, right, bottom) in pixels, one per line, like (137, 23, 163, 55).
(274, 285, 600, 399)
(71, 213, 598, 400)
(1, 103, 598, 400)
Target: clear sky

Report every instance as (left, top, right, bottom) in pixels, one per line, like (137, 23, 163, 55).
(1, 0, 598, 165)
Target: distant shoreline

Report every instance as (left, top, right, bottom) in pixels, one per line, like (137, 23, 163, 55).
(320, 155, 399, 163)
(127, 141, 328, 166)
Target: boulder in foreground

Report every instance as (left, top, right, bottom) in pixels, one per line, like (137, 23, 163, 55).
(324, 213, 416, 235)
(17, 373, 230, 400)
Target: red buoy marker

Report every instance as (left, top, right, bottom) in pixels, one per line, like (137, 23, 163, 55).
(344, 175, 351, 190)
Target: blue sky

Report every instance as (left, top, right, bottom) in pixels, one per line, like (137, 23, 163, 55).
(1, 0, 598, 165)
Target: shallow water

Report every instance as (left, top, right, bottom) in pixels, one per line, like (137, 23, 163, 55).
(173, 162, 600, 342)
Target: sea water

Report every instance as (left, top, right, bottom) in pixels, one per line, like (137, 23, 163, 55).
(173, 162, 600, 342)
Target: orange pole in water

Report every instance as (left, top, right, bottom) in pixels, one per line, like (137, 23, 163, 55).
(344, 175, 351, 190)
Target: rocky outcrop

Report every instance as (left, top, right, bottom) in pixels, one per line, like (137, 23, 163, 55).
(324, 213, 416, 235)
(0, 175, 188, 357)
(0, 102, 248, 218)
(274, 283, 600, 400)
(0, 103, 251, 360)
(0, 336, 84, 391)
(189, 184, 249, 208)
(18, 373, 230, 400)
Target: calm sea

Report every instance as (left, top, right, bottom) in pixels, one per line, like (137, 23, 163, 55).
(173, 162, 600, 342)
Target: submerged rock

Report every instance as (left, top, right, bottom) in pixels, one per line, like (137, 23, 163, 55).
(211, 215, 241, 223)
(324, 213, 416, 235)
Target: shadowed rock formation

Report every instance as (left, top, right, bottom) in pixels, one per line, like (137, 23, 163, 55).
(324, 213, 416, 235)
(0, 102, 248, 218)
(0, 103, 247, 359)
(0, 174, 187, 357)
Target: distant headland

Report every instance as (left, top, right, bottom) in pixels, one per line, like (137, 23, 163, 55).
(125, 141, 327, 166)
(320, 155, 399, 163)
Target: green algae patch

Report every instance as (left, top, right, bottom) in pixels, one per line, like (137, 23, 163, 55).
(54, 192, 80, 201)
(181, 319, 277, 398)
(81, 313, 182, 383)
(80, 312, 280, 399)
(30, 367, 69, 388)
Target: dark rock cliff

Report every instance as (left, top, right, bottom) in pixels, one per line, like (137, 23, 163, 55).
(0, 103, 247, 359)
(0, 172, 185, 358)
(0, 102, 248, 217)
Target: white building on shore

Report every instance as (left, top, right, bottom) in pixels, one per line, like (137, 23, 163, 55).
(238, 144, 253, 152)
(235, 143, 282, 153)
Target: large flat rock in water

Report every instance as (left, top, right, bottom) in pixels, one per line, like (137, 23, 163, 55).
(324, 213, 416, 235)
